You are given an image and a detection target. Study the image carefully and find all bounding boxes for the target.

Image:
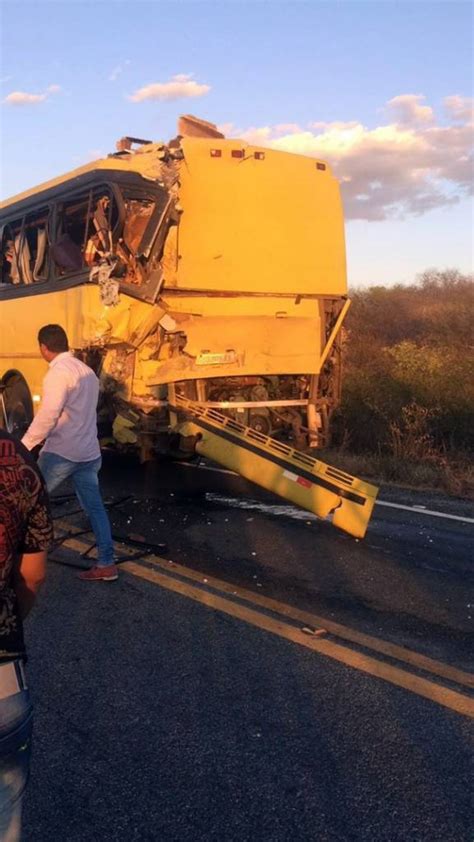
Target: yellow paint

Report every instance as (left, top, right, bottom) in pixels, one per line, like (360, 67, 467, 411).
(0, 146, 165, 211)
(140, 553, 474, 690)
(0, 284, 154, 398)
(174, 139, 346, 296)
(175, 396, 378, 539)
(0, 130, 347, 397)
(1, 123, 371, 537)
(145, 314, 324, 384)
(1, 138, 346, 300)
(55, 521, 474, 709)
(119, 556, 474, 719)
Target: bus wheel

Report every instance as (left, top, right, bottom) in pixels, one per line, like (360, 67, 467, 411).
(0, 372, 33, 438)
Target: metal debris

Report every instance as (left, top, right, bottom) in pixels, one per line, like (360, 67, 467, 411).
(89, 259, 120, 306)
(301, 627, 328, 637)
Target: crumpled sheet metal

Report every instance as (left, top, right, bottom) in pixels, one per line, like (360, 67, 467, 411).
(89, 260, 120, 306)
(112, 413, 139, 444)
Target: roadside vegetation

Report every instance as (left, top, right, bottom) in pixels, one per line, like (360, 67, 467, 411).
(325, 269, 474, 497)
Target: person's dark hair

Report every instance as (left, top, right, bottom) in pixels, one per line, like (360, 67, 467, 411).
(37, 324, 69, 353)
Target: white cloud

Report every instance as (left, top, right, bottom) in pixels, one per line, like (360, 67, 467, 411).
(225, 94, 474, 221)
(129, 73, 210, 103)
(274, 123, 301, 135)
(386, 94, 434, 125)
(444, 95, 474, 124)
(2, 85, 61, 106)
(3, 91, 47, 105)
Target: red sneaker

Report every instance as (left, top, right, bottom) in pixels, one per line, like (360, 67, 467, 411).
(78, 564, 119, 582)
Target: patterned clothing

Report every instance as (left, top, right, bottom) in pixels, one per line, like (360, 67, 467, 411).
(0, 431, 53, 663)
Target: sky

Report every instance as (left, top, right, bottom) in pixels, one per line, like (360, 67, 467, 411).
(0, 0, 472, 287)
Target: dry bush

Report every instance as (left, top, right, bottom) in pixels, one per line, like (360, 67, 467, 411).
(388, 402, 437, 461)
(331, 268, 474, 495)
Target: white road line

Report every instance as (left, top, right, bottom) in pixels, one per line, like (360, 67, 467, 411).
(375, 500, 474, 524)
(178, 462, 474, 525)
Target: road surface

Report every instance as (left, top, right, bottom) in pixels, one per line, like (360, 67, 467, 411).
(23, 456, 473, 841)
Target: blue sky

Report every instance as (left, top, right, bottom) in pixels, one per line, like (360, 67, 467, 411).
(1, 0, 472, 287)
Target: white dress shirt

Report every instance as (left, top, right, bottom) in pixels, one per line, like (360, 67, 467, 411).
(22, 352, 101, 462)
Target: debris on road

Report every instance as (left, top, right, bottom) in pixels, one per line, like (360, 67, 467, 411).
(301, 627, 328, 637)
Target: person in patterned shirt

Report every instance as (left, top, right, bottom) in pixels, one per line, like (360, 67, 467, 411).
(0, 429, 53, 842)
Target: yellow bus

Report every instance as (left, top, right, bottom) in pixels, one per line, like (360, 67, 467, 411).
(0, 116, 379, 538)
(0, 115, 348, 456)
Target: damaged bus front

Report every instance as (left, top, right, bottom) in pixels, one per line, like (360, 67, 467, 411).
(0, 116, 378, 538)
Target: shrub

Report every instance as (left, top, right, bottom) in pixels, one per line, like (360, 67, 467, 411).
(332, 269, 474, 493)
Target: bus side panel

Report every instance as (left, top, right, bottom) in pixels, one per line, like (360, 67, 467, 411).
(0, 285, 159, 409)
(0, 287, 89, 401)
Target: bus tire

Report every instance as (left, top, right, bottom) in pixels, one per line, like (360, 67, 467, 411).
(0, 371, 34, 438)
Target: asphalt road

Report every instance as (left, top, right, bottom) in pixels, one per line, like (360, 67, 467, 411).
(22, 456, 474, 841)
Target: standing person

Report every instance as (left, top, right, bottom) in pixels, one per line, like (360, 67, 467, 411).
(21, 324, 117, 582)
(0, 428, 53, 842)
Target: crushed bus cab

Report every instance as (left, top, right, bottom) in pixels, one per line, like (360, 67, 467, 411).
(0, 115, 378, 538)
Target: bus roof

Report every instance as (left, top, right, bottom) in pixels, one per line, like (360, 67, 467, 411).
(0, 152, 155, 214)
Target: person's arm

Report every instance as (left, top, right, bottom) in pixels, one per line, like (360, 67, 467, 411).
(13, 551, 47, 619)
(21, 368, 69, 451)
(15, 451, 54, 617)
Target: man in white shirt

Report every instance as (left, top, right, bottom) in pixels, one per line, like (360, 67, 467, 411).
(22, 324, 117, 581)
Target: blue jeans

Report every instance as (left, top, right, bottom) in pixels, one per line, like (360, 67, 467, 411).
(0, 686, 32, 842)
(38, 453, 114, 567)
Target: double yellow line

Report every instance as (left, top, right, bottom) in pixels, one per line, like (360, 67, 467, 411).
(55, 523, 474, 719)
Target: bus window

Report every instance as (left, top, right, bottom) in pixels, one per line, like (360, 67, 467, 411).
(112, 195, 155, 286)
(54, 188, 118, 275)
(1, 221, 21, 284)
(84, 193, 119, 268)
(25, 207, 51, 282)
(0, 207, 51, 285)
(122, 198, 155, 254)
(53, 193, 89, 274)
